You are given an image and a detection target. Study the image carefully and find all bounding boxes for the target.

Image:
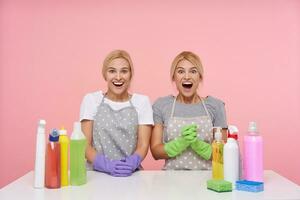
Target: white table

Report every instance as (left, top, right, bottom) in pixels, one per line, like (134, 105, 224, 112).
(1, 170, 300, 200)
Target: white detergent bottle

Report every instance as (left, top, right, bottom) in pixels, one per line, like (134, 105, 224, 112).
(34, 119, 46, 188)
(224, 125, 239, 187)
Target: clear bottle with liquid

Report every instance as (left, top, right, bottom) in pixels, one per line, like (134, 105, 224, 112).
(212, 127, 224, 180)
(70, 122, 87, 185)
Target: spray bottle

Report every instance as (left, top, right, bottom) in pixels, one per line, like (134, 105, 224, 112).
(34, 119, 46, 188)
(70, 122, 87, 185)
(224, 125, 239, 186)
(212, 127, 224, 180)
(59, 127, 69, 186)
(45, 129, 61, 188)
(243, 121, 263, 182)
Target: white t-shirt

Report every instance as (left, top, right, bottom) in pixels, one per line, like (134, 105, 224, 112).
(80, 91, 154, 125)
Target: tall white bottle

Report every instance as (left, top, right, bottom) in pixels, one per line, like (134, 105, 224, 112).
(34, 119, 46, 188)
(224, 125, 239, 186)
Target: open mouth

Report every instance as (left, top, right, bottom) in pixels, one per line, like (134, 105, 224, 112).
(113, 82, 124, 87)
(182, 81, 193, 89)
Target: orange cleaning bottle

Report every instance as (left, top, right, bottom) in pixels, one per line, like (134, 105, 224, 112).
(45, 129, 61, 188)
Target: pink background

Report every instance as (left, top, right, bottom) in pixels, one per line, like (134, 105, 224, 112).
(1, 0, 299, 188)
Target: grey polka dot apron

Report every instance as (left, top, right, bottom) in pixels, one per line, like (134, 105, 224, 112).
(164, 97, 213, 170)
(92, 95, 138, 160)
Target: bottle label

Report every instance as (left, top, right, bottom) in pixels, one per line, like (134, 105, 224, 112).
(213, 142, 224, 164)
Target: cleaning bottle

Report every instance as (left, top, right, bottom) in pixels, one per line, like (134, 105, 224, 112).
(34, 119, 46, 188)
(224, 125, 239, 186)
(243, 121, 263, 182)
(45, 129, 61, 188)
(59, 127, 69, 186)
(70, 122, 87, 185)
(212, 127, 224, 180)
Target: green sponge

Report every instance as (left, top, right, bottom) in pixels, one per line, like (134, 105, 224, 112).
(207, 179, 232, 192)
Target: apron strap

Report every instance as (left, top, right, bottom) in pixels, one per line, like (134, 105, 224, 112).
(100, 93, 106, 104)
(170, 97, 177, 118)
(128, 95, 134, 108)
(200, 97, 212, 123)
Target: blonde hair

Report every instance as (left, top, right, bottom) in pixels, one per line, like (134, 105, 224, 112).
(170, 51, 204, 81)
(102, 50, 134, 80)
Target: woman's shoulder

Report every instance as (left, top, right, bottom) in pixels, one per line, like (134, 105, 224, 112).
(153, 95, 174, 107)
(205, 96, 225, 107)
(132, 93, 150, 101)
(82, 90, 103, 103)
(131, 93, 152, 107)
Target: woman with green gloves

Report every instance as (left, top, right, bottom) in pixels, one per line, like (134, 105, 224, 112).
(150, 51, 227, 170)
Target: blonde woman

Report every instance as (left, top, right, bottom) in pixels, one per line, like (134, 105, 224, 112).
(150, 51, 227, 170)
(80, 50, 153, 176)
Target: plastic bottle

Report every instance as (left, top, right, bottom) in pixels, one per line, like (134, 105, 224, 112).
(243, 122, 263, 182)
(212, 127, 224, 180)
(34, 119, 46, 188)
(59, 127, 69, 186)
(224, 125, 239, 186)
(70, 122, 87, 185)
(45, 129, 61, 188)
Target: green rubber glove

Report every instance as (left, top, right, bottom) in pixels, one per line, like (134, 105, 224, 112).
(164, 125, 197, 158)
(181, 125, 197, 143)
(191, 139, 212, 160)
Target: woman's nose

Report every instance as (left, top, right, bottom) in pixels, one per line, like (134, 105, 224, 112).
(184, 72, 190, 79)
(116, 72, 121, 80)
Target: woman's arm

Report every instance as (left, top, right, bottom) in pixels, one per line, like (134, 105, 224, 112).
(134, 125, 152, 160)
(150, 124, 169, 160)
(222, 128, 228, 142)
(81, 120, 97, 163)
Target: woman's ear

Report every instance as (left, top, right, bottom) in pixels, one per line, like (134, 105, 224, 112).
(102, 73, 107, 81)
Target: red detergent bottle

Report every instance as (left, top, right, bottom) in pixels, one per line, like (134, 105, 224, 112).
(45, 129, 61, 188)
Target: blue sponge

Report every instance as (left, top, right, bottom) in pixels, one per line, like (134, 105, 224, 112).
(236, 180, 264, 192)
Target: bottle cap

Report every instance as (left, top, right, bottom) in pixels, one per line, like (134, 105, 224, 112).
(59, 127, 67, 135)
(49, 129, 59, 142)
(38, 119, 46, 127)
(214, 127, 222, 141)
(74, 122, 81, 131)
(71, 122, 86, 140)
(248, 121, 258, 134)
(38, 119, 46, 125)
(228, 125, 238, 140)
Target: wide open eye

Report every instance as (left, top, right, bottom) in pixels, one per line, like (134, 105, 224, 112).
(191, 69, 198, 74)
(108, 69, 116, 74)
(177, 69, 184, 74)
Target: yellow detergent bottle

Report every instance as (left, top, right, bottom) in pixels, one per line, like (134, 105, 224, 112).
(59, 127, 69, 186)
(212, 127, 224, 180)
